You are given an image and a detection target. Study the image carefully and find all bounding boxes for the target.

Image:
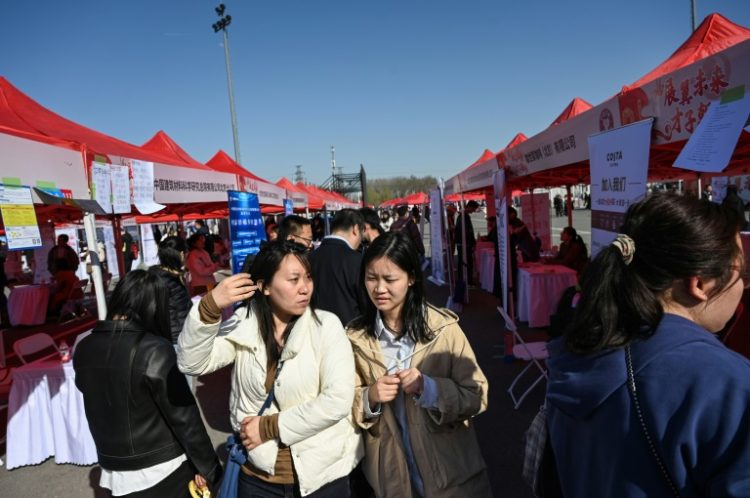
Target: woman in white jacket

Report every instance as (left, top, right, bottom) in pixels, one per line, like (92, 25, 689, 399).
(178, 240, 362, 497)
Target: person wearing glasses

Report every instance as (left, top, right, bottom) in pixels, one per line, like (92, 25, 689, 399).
(278, 215, 314, 250)
(178, 240, 362, 497)
(544, 194, 750, 497)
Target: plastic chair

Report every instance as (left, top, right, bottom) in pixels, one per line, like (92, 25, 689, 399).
(499, 306, 550, 410)
(71, 329, 93, 355)
(12, 333, 59, 364)
(59, 278, 89, 322)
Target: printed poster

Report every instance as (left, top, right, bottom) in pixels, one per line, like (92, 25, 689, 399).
(228, 191, 266, 273)
(110, 165, 131, 214)
(91, 162, 113, 214)
(588, 118, 652, 256)
(0, 185, 42, 250)
(493, 170, 510, 316)
(131, 160, 165, 215)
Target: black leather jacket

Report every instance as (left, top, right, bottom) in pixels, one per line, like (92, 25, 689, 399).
(74, 320, 221, 486)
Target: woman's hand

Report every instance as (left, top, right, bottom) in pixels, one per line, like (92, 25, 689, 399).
(240, 415, 263, 451)
(368, 374, 400, 407)
(212, 273, 257, 309)
(397, 368, 424, 396)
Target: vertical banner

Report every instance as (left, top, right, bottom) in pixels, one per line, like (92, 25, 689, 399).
(91, 162, 113, 214)
(228, 191, 266, 273)
(0, 185, 42, 250)
(519, 192, 551, 251)
(110, 165, 131, 214)
(283, 199, 294, 216)
(588, 118, 652, 256)
(131, 160, 165, 215)
(493, 170, 510, 316)
(428, 187, 445, 285)
(103, 226, 119, 279)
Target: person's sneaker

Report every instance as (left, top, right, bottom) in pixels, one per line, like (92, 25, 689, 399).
(421, 259, 430, 271)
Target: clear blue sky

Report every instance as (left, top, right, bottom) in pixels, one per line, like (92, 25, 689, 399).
(2, 1, 749, 184)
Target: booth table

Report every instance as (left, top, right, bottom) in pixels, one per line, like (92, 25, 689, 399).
(517, 264, 578, 328)
(6, 359, 97, 469)
(8, 284, 50, 326)
(478, 247, 496, 293)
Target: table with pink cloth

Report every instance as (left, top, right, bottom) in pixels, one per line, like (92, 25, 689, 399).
(8, 284, 50, 326)
(6, 359, 97, 469)
(517, 264, 578, 328)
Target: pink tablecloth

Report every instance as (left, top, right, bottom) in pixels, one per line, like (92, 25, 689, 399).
(517, 264, 578, 328)
(6, 359, 97, 469)
(8, 284, 50, 326)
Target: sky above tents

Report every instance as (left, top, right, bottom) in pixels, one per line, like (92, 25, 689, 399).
(1, 0, 748, 184)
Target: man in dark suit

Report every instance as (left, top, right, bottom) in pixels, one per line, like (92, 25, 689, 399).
(310, 209, 365, 327)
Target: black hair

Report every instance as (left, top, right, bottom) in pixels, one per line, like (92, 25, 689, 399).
(58, 234, 69, 243)
(277, 215, 311, 242)
(157, 236, 186, 272)
(396, 205, 409, 217)
(331, 208, 365, 234)
(562, 226, 587, 255)
(107, 269, 171, 341)
(360, 208, 385, 235)
(565, 193, 742, 354)
(187, 233, 203, 250)
(244, 240, 319, 367)
(466, 200, 479, 209)
(349, 231, 432, 343)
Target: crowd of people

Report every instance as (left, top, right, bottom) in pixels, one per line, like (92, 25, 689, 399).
(49, 191, 750, 497)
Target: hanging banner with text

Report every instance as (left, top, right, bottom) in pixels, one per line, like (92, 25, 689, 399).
(110, 165, 131, 214)
(0, 184, 42, 250)
(428, 187, 446, 286)
(588, 118, 652, 256)
(131, 160, 166, 215)
(228, 190, 266, 273)
(493, 170, 510, 316)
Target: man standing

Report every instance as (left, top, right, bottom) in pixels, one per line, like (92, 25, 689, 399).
(454, 200, 479, 286)
(310, 209, 365, 327)
(277, 214, 314, 250)
(359, 207, 384, 249)
(47, 234, 81, 314)
(121, 229, 134, 273)
(390, 205, 425, 257)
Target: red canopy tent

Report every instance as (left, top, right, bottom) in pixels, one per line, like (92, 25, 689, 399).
(277, 177, 322, 211)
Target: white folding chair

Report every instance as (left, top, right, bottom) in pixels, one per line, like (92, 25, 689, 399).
(12, 333, 59, 364)
(71, 329, 93, 355)
(498, 306, 550, 410)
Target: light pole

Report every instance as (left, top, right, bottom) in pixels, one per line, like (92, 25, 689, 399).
(691, 0, 697, 32)
(212, 3, 242, 165)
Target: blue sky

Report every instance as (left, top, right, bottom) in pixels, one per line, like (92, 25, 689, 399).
(2, 1, 749, 184)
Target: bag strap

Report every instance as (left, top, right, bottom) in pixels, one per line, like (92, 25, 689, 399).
(258, 359, 285, 416)
(625, 346, 681, 498)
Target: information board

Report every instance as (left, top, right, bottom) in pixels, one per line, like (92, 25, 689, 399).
(0, 184, 42, 250)
(228, 190, 266, 273)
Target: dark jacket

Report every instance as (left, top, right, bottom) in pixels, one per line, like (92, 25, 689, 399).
(546, 314, 750, 497)
(47, 244, 80, 273)
(546, 239, 587, 275)
(74, 320, 221, 487)
(310, 237, 363, 327)
(454, 212, 476, 248)
(150, 266, 192, 343)
(391, 216, 425, 255)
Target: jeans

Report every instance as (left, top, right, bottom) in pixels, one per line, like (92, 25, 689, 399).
(238, 472, 349, 498)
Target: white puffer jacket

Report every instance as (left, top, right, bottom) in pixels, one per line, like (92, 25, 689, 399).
(177, 302, 363, 496)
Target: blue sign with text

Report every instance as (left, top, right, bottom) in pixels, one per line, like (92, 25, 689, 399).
(283, 199, 294, 216)
(228, 190, 265, 273)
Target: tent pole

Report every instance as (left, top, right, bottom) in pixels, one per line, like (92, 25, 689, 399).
(566, 185, 573, 227)
(83, 213, 107, 318)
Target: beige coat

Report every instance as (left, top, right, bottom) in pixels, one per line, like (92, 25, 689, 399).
(348, 304, 491, 498)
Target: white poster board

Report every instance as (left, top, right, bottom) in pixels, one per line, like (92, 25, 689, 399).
(519, 192, 551, 251)
(493, 169, 509, 315)
(131, 160, 165, 215)
(588, 118, 652, 256)
(91, 162, 113, 214)
(139, 224, 160, 268)
(110, 165, 131, 214)
(428, 187, 445, 285)
(153, 163, 236, 204)
(674, 90, 750, 173)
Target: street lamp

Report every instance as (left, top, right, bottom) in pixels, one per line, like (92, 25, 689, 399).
(212, 3, 242, 165)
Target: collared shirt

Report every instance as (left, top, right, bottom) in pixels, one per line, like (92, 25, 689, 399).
(322, 234, 353, 250)
(363, 311, 439, 497)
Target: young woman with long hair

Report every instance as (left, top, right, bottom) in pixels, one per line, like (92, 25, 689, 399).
(74, 270, 221, 497)
(348, 231, 491, 497)
(149, 236, 191, 344)
(178, 240, 362, 497)
(546, 193, 750, 497)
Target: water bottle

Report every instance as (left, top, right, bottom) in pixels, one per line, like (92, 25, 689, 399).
(59, 341, 70, 362)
